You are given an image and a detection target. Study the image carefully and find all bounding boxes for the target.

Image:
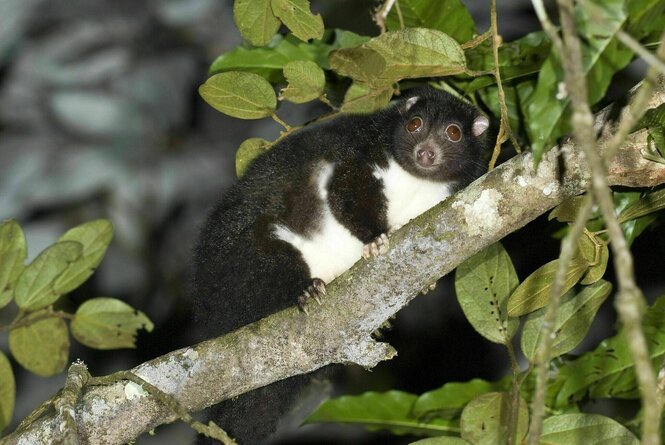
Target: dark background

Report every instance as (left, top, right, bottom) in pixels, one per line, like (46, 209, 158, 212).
(0, 0, 662, 444)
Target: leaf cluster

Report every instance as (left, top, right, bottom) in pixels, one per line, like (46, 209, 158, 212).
(0, 219, 154, 434)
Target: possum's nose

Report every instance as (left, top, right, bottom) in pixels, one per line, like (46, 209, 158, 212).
(416, 147, 436, 167)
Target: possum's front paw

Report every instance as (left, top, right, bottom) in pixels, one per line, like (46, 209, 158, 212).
(297, 278, 327, 314)
(362, 233, 389, 259)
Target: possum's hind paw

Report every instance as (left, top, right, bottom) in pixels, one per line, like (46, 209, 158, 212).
(297, 278, 327, 314)
(362, 233, 389, 259)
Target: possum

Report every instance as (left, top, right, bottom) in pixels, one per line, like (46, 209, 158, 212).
(191, 87, 492, 444)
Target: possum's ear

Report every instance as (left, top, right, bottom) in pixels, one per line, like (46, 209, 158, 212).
(404, 96, 419, 111)
(472, 115, 489, 136)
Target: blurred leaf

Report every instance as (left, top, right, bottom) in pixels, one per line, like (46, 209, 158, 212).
(521, 280, 612, 361)
(54, 219, 113, 294)
(410, 438, 471, 445)
(280, 60, 325, 103)
(340, 82, 393, 113)
(522, 0, 632, 164)
(459, 392, 528, 445)
(9, 316, 69, 377)
(0, 351, 15, 433)
(71, 297, 154, 349)
(330, 28, 466, 86)
(626, 0, 665, 39)
(334, 29, 370, 48)
(0, 220, 27, 308)
(618, 188, 665, 223)
(307, 390, 458, 436)
(541, 414, 639, 444)
(199, 72, 277, 119)
(455, 243, 519, 344)
(549, 195, 586, 223)
(270, 0, 323, 42)
(551, 294, 665, 406)
(236, 137, 271, 178)
(233, 0, 280, 47)
(507, 257, 589, 317)
(385, 0, 476, 44)
(413, 379, 500, 419)
(14, 241, 82, 311)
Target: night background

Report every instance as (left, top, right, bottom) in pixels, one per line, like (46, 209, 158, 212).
(0, 0, 662, 444)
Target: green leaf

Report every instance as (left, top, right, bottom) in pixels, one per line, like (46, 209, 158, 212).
(270, 0, 323, 42)
(307, 390, 458, 436)
(53, 219, 113, 294)
(71, 297, 154, 349)
(0, 351, 15, 433)
(455, 243, 519, 344)
(233, 0, 280, 47)
(14, 241, 82, 311)
(579, 234, 608, 285)
(410, 438, 471, 445)
(236, 137, 271, 178)
(199, 72, 277, 119)
(548, 196, 586, 223)
(507, 257, 588, 317)
(280, 60, 325, 103)
(0, 220, 27, 308)
(521, 280, 612, 361)
(522, 0, 632, 164)
(541, 413, 639, 444)
(330, 28, 466, 86)
(413, 379, 501, 419)
(341, 82, 394, 114)
(551, 294, 665, 406)
(459, 392, 528, 445)
(618, 188, 665, 223)
(9, 316, 69, 377)
(385, 0, 476, 44)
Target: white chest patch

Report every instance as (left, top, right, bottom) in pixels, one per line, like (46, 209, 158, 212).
(272, 163, 364, 284)
(373, 158, 453, 231)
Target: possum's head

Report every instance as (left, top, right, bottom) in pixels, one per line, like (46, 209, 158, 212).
(389, 88, 491, 185)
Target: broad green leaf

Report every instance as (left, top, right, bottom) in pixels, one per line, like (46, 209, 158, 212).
(199, 72, 277, 119)
(411, 438, 471, 445)
(459, 392, 528, 445)
(236, 137, 271, 178)
(307, 390, 458, 436)
(385, 0, 476, 44)
(0, 351, 15, 433)
(0, 220, 27, 308)
(455, 243, 519, 344)
(551, 295, 665, 406)
(618, 188, 665, 223)
(548, 195, 586, 223)
(413, 379, 500, 418)
(280, 60, 325, 103)
(14, 241, 82, 311)
(541, 413, 639, 444)
(523, 0, 631, 164)
(507, 257, 588, 317)
(626, 0, 665, 39)
(521, 280, 612, 361)
(330, 28, 466, 86)
(9, 316, 69, 377)
(71, 297, 154, 349)
(614, 190, 659, 246)
(580, 237, 608, 285)
(233, 0, 280, 47)
(341, 82, 393, 114)
(334, 29, 370, 49)
(54, 219, 113, 294)
(270, 0, 323, 42)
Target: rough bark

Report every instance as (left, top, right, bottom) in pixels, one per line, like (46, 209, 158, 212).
(3, 79, 665, 445)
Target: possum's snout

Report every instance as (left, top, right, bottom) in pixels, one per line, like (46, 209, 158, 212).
(414, 141, 439, 168)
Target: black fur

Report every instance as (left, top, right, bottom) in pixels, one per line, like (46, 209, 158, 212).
(191, 87, 492, 444)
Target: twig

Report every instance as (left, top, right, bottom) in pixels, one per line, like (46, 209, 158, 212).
(616, 30, 665, 76)
(55, 361, 90, 445)
(505, 339, 522, 445)
(270, 113, 292, 131)
(373, 0, 398, 33)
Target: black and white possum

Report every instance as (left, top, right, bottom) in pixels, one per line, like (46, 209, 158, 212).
(192, 87, 492, 444)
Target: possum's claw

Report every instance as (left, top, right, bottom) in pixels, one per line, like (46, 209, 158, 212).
(297, 278, 327, 313)
(362, 233, 389, 259)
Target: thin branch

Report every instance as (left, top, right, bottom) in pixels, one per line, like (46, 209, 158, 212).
(373, 0, 398, 33)
(616, 30, 665, 76)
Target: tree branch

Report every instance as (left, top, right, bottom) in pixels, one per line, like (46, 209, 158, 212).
(3, 78, 665, 445)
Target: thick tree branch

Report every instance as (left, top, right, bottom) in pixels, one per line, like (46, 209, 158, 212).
(3, 79, 665, 445)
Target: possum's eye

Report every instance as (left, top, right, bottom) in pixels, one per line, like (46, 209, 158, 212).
(406, 116, 423, 133)
(446, 124, 462, 142)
